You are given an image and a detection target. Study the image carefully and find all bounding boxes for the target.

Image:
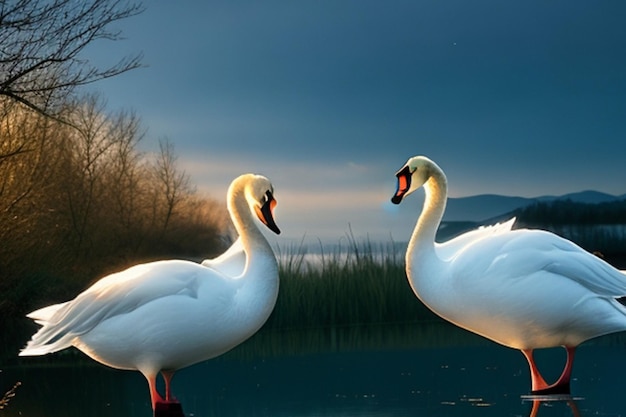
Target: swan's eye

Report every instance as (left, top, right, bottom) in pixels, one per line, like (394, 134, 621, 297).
(260, 190, 272, 205)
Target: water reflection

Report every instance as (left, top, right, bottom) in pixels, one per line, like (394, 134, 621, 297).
(530, 398, 580, 417)
(2, 335, 626, 416)
(523, 396, 582, 417)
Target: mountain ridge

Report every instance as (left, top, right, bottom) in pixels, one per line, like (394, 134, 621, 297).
(444, 190, 625, 222)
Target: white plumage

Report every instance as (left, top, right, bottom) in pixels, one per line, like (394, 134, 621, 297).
(20, 173, 281, 409)
(391, 155, 626, 394)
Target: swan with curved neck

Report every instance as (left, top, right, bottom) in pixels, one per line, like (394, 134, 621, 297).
(391, 155, 626, 395)
(20, 173, 281, 412)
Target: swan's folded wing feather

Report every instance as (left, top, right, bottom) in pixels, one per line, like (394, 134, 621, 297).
(498, 230, 626, 296)
(451, 229, 626, 297)
(437, 217, 516, 261)
(201, 237, 245, 277)
(541, 244, 626, 297)
(20, 260, 210, 355)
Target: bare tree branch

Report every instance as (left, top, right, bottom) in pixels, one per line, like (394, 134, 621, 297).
(156, 138, 191, 234)
(0, 0, 144, 120)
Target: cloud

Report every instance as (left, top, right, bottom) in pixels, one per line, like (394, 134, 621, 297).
(178, 151, 404, 243)
(88, 0, 626, 249)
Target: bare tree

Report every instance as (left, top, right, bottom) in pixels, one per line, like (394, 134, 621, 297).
(151, 139, 192, 235)
(106, 107, 145, 249)
(61, 94, 134, 257)
(0, 99, 72, 279)
(0, 0, 143, 121)
(0, 94, 230, 324)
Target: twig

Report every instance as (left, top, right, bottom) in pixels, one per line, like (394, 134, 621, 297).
(0, 381, 21, 410)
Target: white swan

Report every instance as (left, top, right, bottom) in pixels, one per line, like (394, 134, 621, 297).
(391, 155, 626, 395)
(20, 174, 281, 411)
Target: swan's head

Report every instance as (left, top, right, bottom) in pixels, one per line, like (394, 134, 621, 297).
(242, 174, 281, 235)
(391, 155, 435, 204)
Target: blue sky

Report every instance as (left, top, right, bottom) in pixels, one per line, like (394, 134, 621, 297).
(87, 1, 626, 244)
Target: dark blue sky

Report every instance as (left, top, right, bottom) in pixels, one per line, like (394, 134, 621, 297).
(88, 1, 626, 242)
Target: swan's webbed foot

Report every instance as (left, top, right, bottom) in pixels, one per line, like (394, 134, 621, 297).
(154, 400, 184, 417)
(531, 381, 570, 396)
(522, 346, 576, 397)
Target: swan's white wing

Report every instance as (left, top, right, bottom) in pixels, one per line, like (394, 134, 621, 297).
(201, 237, 245, 277)
(432, 228, 626, 348)
(436, 217, 516, 261)
(540, 239, 626, 297)
(21, 260, 216, 356)
(451, 229, 626, 297)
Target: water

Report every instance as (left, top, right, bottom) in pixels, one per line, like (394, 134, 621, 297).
(2, 335, 625, 417)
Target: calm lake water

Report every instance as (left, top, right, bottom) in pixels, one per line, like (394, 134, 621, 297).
(2, 328, 625, 417)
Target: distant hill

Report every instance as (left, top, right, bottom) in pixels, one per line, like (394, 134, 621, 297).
(537, 190, 623, 204)
(444, 194, 533, 221)
(443, 190, 625, 222)
(435, 191, 626, 261)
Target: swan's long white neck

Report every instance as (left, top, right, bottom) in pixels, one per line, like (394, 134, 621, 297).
(227, 182, 276, 276)
(227, 178, 279, 321)
(406, 162, 448, 268)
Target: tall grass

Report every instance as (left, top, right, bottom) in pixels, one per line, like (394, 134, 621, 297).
(229, 234, 478, 358)
(270, 235, 439, 331)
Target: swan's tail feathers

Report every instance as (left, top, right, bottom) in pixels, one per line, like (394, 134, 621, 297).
(26, 302, 68, 326)
(19, 329, 75, 356)
(19, 344, 65, 356)
(20, 303, 77, 356)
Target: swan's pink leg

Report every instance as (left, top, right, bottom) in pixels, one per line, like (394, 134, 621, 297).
(553, 346, 575, 390)
(161, 370, 177, 402)
(145, 373, 164, 409)
(522, 346, 575, 394)
(522, 349, 549, 391)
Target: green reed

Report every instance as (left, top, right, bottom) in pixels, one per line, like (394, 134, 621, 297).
(269, 236, 439, 331)
(223, 235, 488, 359)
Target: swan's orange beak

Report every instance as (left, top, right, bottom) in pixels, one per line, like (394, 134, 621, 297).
(391, 166, 411, 204)
(255, 191, 281, 234)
